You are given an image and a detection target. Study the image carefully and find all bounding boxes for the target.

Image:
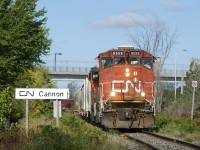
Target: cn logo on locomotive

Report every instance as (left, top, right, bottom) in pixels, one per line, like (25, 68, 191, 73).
(111, 80, 141, 93)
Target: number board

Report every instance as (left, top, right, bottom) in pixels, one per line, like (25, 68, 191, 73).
(112, 51, 124, 56)
(130, 51, 141, 56)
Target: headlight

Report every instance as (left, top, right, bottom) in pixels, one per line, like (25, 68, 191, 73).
(111, 91, 115, 97)
(141, 91, 145, 97)
(125, 68, 129, 73)
(125, 72, 130, 77)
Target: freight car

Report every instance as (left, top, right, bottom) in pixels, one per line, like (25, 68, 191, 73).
(76, 46, 156, 129)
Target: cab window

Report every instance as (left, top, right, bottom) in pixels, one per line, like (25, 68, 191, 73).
(128, 57, 139, 65)
(141, 58, 152, 69)
(101, 57, 112, 68)
(114, 57, 125, 65)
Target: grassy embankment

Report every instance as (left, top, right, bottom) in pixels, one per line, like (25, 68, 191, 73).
(1, 111, 200, 150)
(155, 113, 200, 143)
(0, 113, 128, 150)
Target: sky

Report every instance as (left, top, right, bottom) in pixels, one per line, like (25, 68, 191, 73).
(37, 0, 200, 69)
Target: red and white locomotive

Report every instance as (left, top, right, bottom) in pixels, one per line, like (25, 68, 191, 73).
(77, 46, 156, 129)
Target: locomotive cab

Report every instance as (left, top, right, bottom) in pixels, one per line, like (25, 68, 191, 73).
(98, 47, 155, 102)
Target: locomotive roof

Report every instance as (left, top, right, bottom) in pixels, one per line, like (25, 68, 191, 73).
(97, 47, 156, 59)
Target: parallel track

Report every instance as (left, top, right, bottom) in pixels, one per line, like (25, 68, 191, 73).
(118, 131, 200, 150)
(142, 131, 200, 150)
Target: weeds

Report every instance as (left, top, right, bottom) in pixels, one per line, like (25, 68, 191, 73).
(156, 113, 200, 142)
(0, 113, 127, 150)
(155, 113, 172, 128)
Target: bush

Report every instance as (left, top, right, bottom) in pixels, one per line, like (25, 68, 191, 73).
(0, 113, 127, 150)
(0, 125, 22, 150)
(60, 113, 126, 150)
(174, 119, 200, 133)
(155, 113, 172, 128)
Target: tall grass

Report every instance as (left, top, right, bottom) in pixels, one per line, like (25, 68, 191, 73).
(0, 113, 128, 150)
(155, 113, 200, 142)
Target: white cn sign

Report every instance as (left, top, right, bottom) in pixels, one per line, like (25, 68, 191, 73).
(192, 81, 198, 87)
(15, 88, 69, 99)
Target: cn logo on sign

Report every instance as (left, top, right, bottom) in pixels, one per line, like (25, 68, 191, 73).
(19, 90, 34, 97)
(15, 88, 69, 99)
(192, 81, 198, 87)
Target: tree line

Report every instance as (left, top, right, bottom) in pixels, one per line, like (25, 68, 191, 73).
(0, 0, 53, 128)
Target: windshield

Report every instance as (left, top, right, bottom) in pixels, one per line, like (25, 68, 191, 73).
(114, 57, 125, 65)
(101, 57, 113, 68)
(141, 58, 152, 69)
(128, 57, 139, 65)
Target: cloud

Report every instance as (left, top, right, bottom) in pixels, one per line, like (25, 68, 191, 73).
(127, 4, 153, 13)
(161, 0, 188, 11)
(91, 13, 156, 28)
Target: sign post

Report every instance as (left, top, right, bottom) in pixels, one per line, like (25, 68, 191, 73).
(26, 98, 29, 136)
(53, 99, 61, 128)
(191, 81, 198, 120)
(26, 87, 28, 136)
(56, 99, 59, 128)
(15, 88, 69, 133)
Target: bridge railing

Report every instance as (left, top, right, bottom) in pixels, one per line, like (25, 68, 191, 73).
(156, 64, 188, 77)
(45, 66, 91, 73)
(43, 60, 189, 77)
(161, 69, 187, 77)
(45, 66, 188, 77)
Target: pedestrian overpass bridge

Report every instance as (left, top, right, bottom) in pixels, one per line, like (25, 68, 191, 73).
(44, 60, 188, 83)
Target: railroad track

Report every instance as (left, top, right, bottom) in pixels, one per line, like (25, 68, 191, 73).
(118, 131, 200, 150)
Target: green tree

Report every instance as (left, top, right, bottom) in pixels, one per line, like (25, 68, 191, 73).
(182, 58, 200, 102)
(14, 67, 55, 118)
(28, 67, 55, 117)
(0, 67, 55, 127)
(0, 0, 51, 90)
(68, 82, 79, 99)
(162, 58, 200, 118)
(0, 0, 51, 126)
(183, 58, 200, 116)
(0, 87, 12, 128)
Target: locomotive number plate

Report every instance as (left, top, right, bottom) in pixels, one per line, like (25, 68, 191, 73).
(112, 51, 124, 56)
(130, 51, 141, 56)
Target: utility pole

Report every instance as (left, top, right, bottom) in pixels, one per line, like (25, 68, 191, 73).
(174, 49, 187, 101)
(54, 53, 62, 71)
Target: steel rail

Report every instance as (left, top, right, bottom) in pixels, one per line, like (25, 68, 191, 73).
(125, 133, 159, 150)
(142, 130, 200, 150)
(117, 132, 159, 150)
